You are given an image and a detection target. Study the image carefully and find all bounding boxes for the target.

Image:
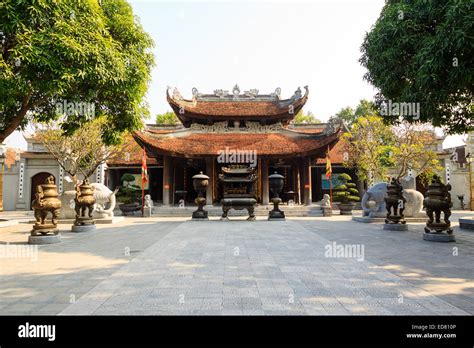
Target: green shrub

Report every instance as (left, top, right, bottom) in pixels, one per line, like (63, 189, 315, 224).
(117, 173, 141, 204)
(333, 173, 360, 203)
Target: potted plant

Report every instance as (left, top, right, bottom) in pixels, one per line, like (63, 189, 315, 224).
(116, 173, 141, 215)
(333, 173, 360, 215)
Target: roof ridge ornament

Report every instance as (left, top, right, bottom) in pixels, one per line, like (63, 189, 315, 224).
(172, 87, 183, 101)
(232, 84, 240, 97)
(323, 116, 342, 135)
(244, 89, 259, 98)
(192, 87, 201, 99)
(214, 89, 229, 98)
(270, 87, 281, 99)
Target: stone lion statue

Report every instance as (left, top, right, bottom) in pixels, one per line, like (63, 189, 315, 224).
(362, 182, 424, 218)
(320, 194, 331, 208)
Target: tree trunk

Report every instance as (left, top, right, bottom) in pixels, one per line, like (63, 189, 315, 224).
(0, 94, 31, 143)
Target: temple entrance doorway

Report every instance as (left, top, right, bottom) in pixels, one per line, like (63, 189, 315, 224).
(173, 158, 206, 205)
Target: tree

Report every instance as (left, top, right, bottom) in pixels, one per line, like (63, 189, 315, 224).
(389, 123, 441, 183)
(342, 115, 395, 183)
(0, 0, 155, 144)
(156, 111, 179, 125)
(343, 115, 442, 186)
(293, 110, 321, 124)
(35, 117, 123, 182)
(334, 99, 379, 127)
(360, 0, 473, 134)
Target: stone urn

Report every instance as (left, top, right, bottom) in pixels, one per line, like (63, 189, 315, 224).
(384, 178, 406, 224)
(30, 175, 62, 244)
(268, 171, 285, 220)
(423, 175, 454, 241)
(337, 202, 356, 215)
(192, 171, 209, 220)
(73, 179, 96, 232)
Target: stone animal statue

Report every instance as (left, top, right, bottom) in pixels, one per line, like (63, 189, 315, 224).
(91, 183, 119, 219)
(144, 194, 154, 208)
(362, 182, 424, 218)
(320, 194, 331, 208)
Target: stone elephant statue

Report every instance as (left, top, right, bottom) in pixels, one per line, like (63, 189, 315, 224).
(362, 182, 424, 218)
(91, 183, 119, 219)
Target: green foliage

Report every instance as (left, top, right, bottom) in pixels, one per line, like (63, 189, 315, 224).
(0, 0, 155, 144)
(333, 174, 360, 203)
(360, 0, 473, 134)
(36, 117, 124, 179)
(156, 111, 179, 125)
(116, 186, 140, 204)
(389, 123, 442, 180)
(117, 173, 140, 203)
(294, 110, 321, 124)
(342, 115, 395, 182)
(121, 173, 136, 183)
(334, 100, 379, 127)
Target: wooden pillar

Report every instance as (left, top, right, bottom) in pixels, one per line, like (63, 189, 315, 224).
(163, 156, 171, 205)
(298, 158, 311, 206)
(205, 157, 213, 206)
(304, 157, 312, 205)
(262, 158, 269, 205)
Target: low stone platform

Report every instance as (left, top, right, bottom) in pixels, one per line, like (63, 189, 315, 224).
(152, 204, 324, 217)
(383, 223, 408, 231)
(423, 232, 456, 242)
(353, 216, 426, 223)
(28, 234, 61, 244)
(71, 224, 97, 233)
(459, 217, 474, 231)
(28, 216, 125, 225)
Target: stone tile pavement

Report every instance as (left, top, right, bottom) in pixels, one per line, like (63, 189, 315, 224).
(1, 214, 473, 315)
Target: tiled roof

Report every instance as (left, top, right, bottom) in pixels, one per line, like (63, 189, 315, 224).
(107, 134, 158, 166)
(315, 137, 347, 164)
(133, 128, 342, 158)
(167, 87, 308, 127)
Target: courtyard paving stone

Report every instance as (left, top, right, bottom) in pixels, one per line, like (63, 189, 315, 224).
(1, 213, 473, 315)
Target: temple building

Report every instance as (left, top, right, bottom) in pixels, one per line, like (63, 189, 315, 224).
(108, 85, 355, 206)
(1, 85, 473, 211)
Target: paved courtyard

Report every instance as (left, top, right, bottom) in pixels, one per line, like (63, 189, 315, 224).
(1, 213, 473, 315)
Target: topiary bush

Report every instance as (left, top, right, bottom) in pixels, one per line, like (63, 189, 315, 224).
(117, 173, 141, 204)
(333, 173, 360, 204)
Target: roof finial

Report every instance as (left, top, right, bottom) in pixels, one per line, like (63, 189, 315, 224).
(232, 84, 240, 96)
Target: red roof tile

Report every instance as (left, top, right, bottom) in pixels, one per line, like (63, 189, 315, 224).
(107, 134, 158, 166)
(167, 87, 308, 127)
(133, 128, 342, 158)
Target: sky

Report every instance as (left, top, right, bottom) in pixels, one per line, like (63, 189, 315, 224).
(5, 0, 465, 149)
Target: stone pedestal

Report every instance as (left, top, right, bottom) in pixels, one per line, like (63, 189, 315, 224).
(71, 224, 96, 233)
(423, 232, 456, 242)
(321, 207, 333, 217)
(268, 197, 285, 220)
(143, 207, 153, 217)
(383, 224, 408, 231)
(29, 234, 61, 244)
(459, 217, 474, 230)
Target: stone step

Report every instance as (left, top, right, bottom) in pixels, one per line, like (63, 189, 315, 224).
(150, 205, 324, 217)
